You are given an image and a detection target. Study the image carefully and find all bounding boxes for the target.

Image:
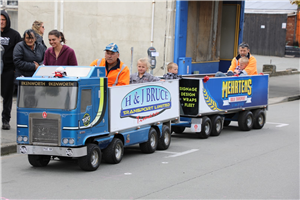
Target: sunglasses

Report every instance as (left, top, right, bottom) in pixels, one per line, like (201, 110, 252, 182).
(239, 43, 249, 48)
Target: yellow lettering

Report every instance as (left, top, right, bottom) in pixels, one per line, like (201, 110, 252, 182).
(248, 79, 252, 95)
(222, 81, 228, 98)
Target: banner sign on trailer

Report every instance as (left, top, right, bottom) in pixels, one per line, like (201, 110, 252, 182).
(120, 86, 171, 118)
(179, 79, 199, 115)
(109, 81, 180, 132)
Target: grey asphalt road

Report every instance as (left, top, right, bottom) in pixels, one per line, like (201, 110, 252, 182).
(1, 100, 299, 199)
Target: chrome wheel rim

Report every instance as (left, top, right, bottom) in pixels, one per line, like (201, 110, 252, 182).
(205, 123, 210, 135)
(216, 120, 221, 132)
(150, 134, 156, 148)
(115, 144, 122, 160)
(164, 132, 170, 145)
(247, 116, 253, 127)
(91, 150, 99, 167)
(258, 114, 264, 126)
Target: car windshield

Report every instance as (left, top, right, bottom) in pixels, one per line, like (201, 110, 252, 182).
(18, 81, 78, 110)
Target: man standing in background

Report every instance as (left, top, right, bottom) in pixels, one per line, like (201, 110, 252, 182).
(1, 10, 21, 130)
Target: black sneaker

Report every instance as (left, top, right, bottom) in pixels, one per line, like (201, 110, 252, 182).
(2, 121, 10, 130)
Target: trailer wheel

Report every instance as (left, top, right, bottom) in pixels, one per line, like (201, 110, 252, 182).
(28, 155, 51, 167)
(210, 115, 223, 136)
(140, 127, 158, 154)
(157, 125, 171, 150)
(197, 116, 211, 139)
(78, 143, 101, 171)
(171, 126, 185, 134)
(253, 109, 266, 129)
(223, 120, 231, 127)
(103, 138, 124, 164)
(238, 111, 253, 131)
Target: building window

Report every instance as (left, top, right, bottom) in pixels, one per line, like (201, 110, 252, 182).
(7, 0, 18, 6)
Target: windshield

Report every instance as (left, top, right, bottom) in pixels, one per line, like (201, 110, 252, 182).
(18, 81, 78, 110)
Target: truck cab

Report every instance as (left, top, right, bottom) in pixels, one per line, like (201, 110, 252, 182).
(17, 66, 179, 171)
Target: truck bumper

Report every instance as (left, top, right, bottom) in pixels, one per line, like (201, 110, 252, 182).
(17, 145, 87, 157)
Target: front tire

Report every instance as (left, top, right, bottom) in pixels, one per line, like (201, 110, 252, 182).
(238, 111, 253, 131)
(28, 155, 51, 167)
(103, 138, 124, 164)
(157, 125, 171, 150)
(197, 116, 211, 139)
(140, 127, 158, 154)
(252, 109, 266, 129)
(78, 143, 101, 171)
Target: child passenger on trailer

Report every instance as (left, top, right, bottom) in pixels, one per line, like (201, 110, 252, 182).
(163, 62, 182, 79)
(228, 56, 249, 76)
(130, 58, 161, 84)
(215, 57, 249, 77)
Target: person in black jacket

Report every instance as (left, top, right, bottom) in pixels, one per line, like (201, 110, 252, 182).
(1, 10, 21, 130)
(13, 29, 45, 78)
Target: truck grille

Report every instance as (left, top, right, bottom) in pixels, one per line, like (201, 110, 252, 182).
(30, 113, 61, 146)
(32, 119, 59, 144)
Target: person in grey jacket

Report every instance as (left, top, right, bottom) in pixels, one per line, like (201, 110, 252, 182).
(130, 57, 161, 84)
(32, 20, 47, 51)
(13, 29, 45, 78)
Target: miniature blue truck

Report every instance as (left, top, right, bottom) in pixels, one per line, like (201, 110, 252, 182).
(171, 74, 269, 138)
(16, 66, 179, 171)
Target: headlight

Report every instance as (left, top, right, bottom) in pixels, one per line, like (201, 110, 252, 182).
(17, 136, 23, 142)
(63, 138, 68, 144)
(69, 138, 75, 145)
(23, 136, 28, 142)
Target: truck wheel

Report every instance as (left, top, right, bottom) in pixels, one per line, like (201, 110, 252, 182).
(140, 127, 158, 154)
(28, 155, 51, 167)
(210, 115, 223, 136)
(157, 125, 171, 150)
(103, 138, 124, 164)
(238, 111, 253, 131)
(223, 120, 231, 127)
(171, 126, 185, 133)
(78, 143, 101, 171)
(253, 109, 266, 129)
(197, 116, 211, 139)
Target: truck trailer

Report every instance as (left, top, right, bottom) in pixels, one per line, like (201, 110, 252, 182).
(172, 74, 268, 138)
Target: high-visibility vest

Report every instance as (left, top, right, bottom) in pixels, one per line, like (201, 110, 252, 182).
(90, 58, 129, 87)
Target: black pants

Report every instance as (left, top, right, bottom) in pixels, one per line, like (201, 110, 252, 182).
(1, 70, 14, 123)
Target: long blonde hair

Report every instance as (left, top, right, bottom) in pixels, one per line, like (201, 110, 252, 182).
(32, 20, 43, 36)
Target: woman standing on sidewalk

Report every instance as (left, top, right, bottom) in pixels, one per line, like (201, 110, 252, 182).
(13, 29, 45, 78)
(43, 30, 78, 66)
(32, 20, 47, 51)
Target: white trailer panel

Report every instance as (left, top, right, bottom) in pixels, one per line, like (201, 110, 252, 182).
(109, 80, 180, 132)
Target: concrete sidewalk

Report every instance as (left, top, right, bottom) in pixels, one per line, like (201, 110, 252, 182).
(1, 55, 299, 156)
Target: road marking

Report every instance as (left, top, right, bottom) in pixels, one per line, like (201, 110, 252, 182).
(266, 122, 289, 127)
(165, 149, 199, 158)
(158, 151, 178, 154)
